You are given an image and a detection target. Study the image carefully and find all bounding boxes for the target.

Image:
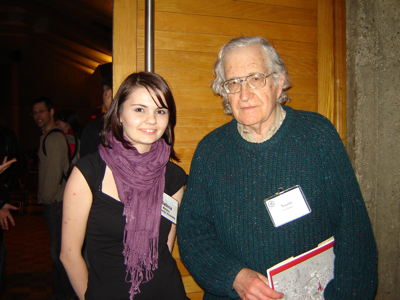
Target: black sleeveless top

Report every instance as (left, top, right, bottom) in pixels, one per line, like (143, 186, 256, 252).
(76, 152, 188, 300)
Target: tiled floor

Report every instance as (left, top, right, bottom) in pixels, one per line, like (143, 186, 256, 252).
(2, 206, 53, 299)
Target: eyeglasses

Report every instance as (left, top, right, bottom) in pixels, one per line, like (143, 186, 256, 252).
(222, 72, 275, 94)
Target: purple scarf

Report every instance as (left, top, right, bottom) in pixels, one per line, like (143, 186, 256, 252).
(99, 134, 170, 299)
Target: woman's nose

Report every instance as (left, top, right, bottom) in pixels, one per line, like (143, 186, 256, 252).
(146, 112, 157, 124)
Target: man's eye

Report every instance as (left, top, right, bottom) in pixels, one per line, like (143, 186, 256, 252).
(228, 80, 240, 87)
(250, 75, 262, 82)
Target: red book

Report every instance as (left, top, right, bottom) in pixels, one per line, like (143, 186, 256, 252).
(267, 237, 335, 299)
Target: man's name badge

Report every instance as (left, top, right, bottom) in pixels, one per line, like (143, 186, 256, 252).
(264, 185, 311, 227)
(161, 193, 178, 224)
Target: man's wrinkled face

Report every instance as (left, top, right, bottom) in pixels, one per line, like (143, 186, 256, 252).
(223, 44, 283, 133)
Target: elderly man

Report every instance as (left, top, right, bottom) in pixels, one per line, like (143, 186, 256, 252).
(178, 36, 377, 300)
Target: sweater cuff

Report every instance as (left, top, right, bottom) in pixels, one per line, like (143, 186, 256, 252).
(225, 264, 246, 298)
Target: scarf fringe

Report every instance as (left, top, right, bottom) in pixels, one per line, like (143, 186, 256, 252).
(125, 237, 158, 300)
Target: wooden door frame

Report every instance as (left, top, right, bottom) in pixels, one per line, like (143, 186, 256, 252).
(318, 0, 347, 142)
(113, 0, 138, 95)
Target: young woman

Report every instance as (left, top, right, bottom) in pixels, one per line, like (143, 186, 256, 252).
(60, 72, 188, 300)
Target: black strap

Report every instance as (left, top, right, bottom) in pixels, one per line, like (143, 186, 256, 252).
(42, 128, 67, 156)
(42, 128, 70, 184)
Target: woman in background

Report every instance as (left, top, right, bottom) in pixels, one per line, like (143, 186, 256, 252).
(60, 72, 187, 300)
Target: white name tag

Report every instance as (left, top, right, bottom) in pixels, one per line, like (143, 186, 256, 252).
(161, 193, 178, 224)
(264, 185, 311, 227)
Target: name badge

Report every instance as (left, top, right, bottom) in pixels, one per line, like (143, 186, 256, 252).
(161, 193, 178, 224)
(264, 185, 311, 227)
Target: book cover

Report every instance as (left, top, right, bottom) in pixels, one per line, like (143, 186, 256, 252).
(267, 237, 335, 300)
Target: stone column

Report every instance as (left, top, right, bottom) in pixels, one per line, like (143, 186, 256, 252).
(347, 1, 400, 299)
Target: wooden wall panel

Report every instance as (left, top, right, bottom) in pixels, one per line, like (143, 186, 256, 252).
(138, 0, 317, 26)
(333, 0, 347, 142)
(244, 0, 317, 10)
(138, 12, 317, 43)
(317, 0, 335, 125)
(114, 0, 345, 298)
(153, 1, 314, 298)
(148, 1, 320, 298)
(113, 0, 137, 91)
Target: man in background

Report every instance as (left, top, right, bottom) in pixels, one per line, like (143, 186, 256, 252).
(32, 97, 75, 300)
(79, 62, 112, 157)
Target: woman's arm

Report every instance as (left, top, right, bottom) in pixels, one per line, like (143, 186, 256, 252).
(60, 167, 93, 300)
(167, 186, 184, 252)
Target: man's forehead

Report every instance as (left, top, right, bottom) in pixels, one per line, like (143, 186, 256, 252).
(224, 45, 267, 70)
(32, 102, 48, 111)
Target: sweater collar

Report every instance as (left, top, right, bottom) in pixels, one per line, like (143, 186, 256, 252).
(230, 105, 293, 152)
(236, 104, 286, 143)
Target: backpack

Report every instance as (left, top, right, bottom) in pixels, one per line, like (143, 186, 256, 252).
(42, 128, 80, 181)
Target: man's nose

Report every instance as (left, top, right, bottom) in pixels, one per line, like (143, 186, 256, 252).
(239, 81, 251, 101)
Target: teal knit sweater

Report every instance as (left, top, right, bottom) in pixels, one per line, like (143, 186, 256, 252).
(177, 106, 377, 300)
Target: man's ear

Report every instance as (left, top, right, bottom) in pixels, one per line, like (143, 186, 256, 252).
(275, 74, 285, 99)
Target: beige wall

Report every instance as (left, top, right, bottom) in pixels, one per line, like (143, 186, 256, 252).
(347, 0, 400, 299)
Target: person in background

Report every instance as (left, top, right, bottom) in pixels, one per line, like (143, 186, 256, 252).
(79, 63, 112, 158)
(0, 157, 17, 175)
(0, 158, 17, 178)
(177, 36, 377, 300)
(0, 121, 19, 292)
(32, 97, 75, 300)
(56, 110, 81, 168)
(61, 72, 188, 300)
(0, 157, 18, 292)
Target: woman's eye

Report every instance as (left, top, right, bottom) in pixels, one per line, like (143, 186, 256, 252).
(157, 109, 168, 115)
(134, 107, 144, 112)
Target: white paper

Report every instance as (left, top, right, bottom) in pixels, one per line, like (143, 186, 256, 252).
(161, 193, 178, 224)
(264, 186, 311, 227)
